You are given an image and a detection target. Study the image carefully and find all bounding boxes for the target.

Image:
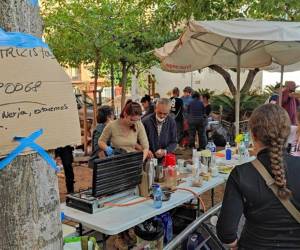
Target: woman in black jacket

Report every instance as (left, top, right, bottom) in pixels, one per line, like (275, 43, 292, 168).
(217, 104, 300, 249)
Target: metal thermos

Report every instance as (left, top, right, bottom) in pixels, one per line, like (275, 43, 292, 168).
(148, 160, 155, 189)
(155, 165, 164, 182)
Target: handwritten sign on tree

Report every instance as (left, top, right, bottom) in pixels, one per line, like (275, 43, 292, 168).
(0, 44, 81, 157)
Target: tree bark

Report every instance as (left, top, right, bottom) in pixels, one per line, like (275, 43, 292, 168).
(120, 59, 129, 110)
(209, 65, 236, 95)
(209, 65, 259, 96)
(110, 63, 115, 112)
(0, 0, 43, 37)
(240, 68, 260, 94)
(131, 65, 139, 101)
(0, 1, 63, 249)
(93, 50, 100, 128)
(0, 153, 63, 250)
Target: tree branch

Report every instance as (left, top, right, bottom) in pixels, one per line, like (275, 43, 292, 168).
(241, 68, 260, 94)
(209, 65, 236, 95)
(126, 62, 133, 71)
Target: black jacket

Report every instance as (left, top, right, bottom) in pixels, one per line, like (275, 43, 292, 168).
(217, 149, 300, 249)
(187, 99, 206, 120)
(142, 113, 177, 154)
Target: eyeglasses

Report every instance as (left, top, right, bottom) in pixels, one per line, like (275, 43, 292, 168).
(157, 111, 169, 116)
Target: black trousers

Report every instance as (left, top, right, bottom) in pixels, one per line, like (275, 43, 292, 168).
(188, 118, 207, 150)
(176, 119, 184, 144)
(55, 146, 74, 193)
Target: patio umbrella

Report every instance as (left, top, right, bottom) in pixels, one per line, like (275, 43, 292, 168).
(155, 20, 300, 134)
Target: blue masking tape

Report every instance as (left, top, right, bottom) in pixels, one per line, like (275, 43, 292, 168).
(0, 129, 60, 172)
(0, 29, 48, 48)
(28, 0, 39, 6)
(29, 144, 60, 172)
(0, 129, 43, 169)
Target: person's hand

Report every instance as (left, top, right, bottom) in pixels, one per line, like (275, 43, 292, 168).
(135, 144, 143, 151)
(155, 149, 166, 158)
(226, 239, 238, 250)
(147, 150, 154, 159)
(55, 157, 62, 167)
(105, 146, 114, 156)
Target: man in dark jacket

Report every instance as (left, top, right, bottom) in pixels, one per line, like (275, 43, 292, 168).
(170, 87, 184, 144)
(187, 91, 208, 150)
(142, 98, 177, 160)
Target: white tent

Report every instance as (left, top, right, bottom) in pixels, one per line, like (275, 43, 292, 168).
(155, 20, 300, 134)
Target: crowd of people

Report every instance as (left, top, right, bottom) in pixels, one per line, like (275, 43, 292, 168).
(92, 86, 212, 163)
(91, 81, 300, 162)
(56, 82, 300, 249)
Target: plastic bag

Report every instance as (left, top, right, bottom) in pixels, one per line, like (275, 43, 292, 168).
(155, 212, 173, 244)
(64, 236, 101, 250)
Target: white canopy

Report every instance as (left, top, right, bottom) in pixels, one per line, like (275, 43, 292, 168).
(265, 61, 300, 72)
(155, 20, 300, 134)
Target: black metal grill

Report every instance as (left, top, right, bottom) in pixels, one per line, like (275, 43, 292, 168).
(92, 152, 143, 197)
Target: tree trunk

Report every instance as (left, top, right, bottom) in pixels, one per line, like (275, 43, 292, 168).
(93, 51, 100, 128)
(120, 60, 129, 110)
(110, 63, 115, 111)
(209, 65, 259, 96)
(0, 0, 43, 37)
(240, 68, 260, 94)
(209, 65, 236, 95)
(0, 1, 63, 249)
(0, 153, 63, 250)
(131, 65, 139, 101)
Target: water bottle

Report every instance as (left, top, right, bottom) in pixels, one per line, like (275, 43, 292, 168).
(243, 132, 250, 149)
(210, 141, 216, 153)
(205, 141, 212, 151)
(238, 141, 246, 161)
(210, 141, 217, 168)
(192, 149, 200, 170)
(225, 142, 232, 160)
(152, 184, 162, 209)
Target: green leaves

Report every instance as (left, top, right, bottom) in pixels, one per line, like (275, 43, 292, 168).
(43, 0, 176, 74)
(211, 92, 267, 122)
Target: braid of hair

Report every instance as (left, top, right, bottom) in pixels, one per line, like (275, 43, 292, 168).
(269, 132, 292, 199)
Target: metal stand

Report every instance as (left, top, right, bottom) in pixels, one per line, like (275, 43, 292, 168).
(164, 203, 222, 250)
(211, 188, 215, 207)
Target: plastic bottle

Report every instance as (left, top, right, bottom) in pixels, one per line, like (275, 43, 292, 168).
(205, 141, 212, 151)
(210, 141, 217, 154)
(238, 141, 246, 161)
(225, 142, 232, 160)
(192, 149, 200, 170)
(206, 140, 216, 169)
(152, 184, 162, 209)
(243, 132, 250, 149)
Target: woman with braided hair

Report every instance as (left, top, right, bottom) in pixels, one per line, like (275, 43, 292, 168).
(217, 104, 300, 249)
